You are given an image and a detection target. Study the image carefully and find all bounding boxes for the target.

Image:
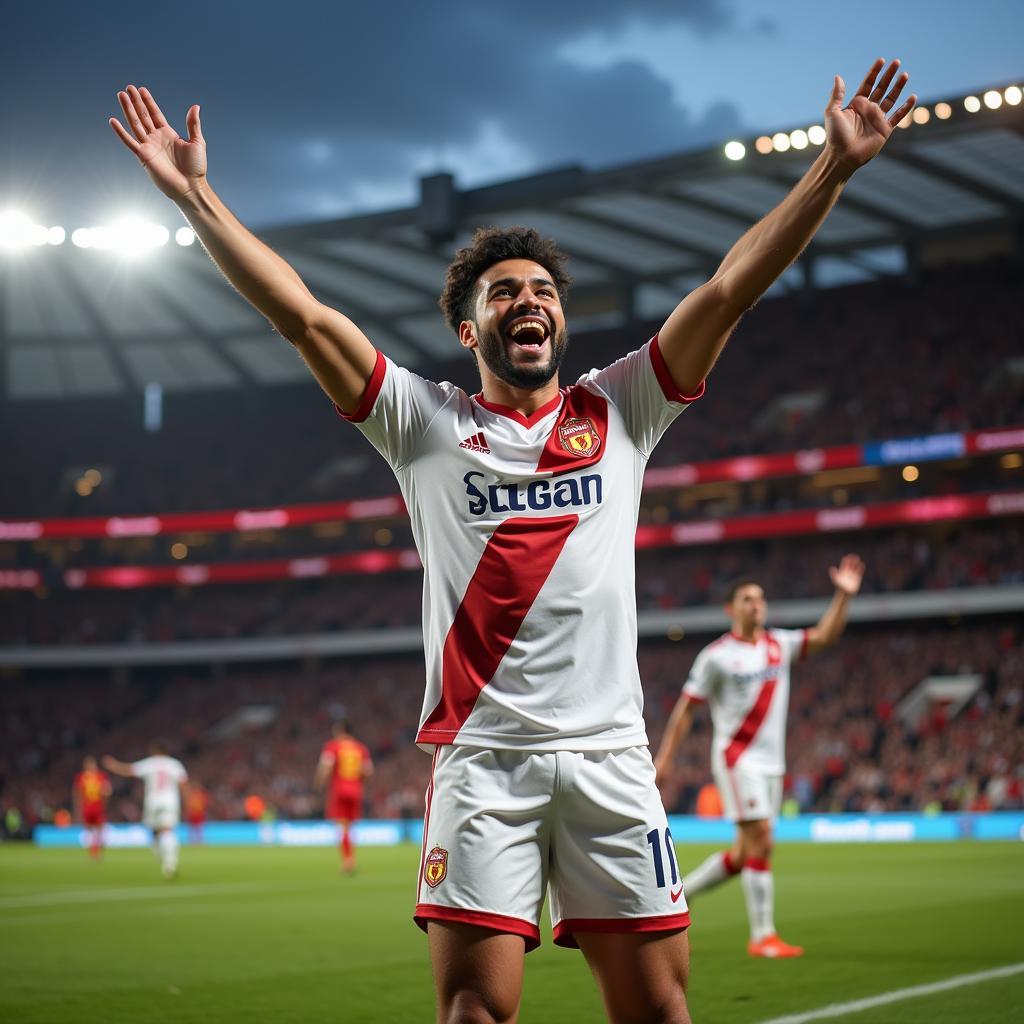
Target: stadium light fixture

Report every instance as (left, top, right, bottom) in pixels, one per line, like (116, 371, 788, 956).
(175, 226, 196, 246)
(912, 107, 931, 125)
(771, 132, 790, 153)
(964, 95, 981, 113)
(934, 102, 952, 120)
(788, 129, 809, 150)
(754, 135, 773, 155)
(1005, 85, 1022, 106)
(0, 210, 43, 250)
(807, 125, 826, 146)
(902, 465, 920, 482)
(983, 90, 1002, 110)
(723, 140, 746, 161)
(47, 226, 65, 245)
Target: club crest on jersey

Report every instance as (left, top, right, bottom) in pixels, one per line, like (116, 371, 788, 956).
(558, 417, 601, 458)
(424, 846, 448, 887)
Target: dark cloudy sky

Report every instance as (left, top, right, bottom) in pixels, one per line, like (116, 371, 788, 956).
(2, 0, 1021, 228)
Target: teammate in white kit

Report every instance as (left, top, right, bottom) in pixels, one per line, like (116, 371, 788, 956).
(110, 59, 914, 1022)
(103, 744, 189, 879)
(654, 557, 864, 958)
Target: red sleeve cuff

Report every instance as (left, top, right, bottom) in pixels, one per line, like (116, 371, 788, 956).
(649, 335, 706, 404)
(334, 350, 386, 423)
(682, 689, 707, 704)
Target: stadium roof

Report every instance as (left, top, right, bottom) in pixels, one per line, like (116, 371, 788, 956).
(2, 84, 1021, 399)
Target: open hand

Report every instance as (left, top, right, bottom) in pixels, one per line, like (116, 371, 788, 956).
(829, 554, 865, 596)
(109, 85, 206, 200)
(825, 59, 916, 173)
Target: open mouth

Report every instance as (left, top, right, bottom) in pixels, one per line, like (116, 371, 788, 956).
(505, 317, 550, 349)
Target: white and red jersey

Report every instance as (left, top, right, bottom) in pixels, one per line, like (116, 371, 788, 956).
(343, 336, 702, 752)
(131, 755, 188, 814)
(682, 628, 807, 775)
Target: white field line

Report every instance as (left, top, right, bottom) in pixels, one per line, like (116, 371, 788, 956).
(0, 880, 293, 910)
(754, 962, 1024, 1024)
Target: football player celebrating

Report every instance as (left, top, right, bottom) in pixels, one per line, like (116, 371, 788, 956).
(111, 60, 910, 1022)
(655, 557, 865, 958)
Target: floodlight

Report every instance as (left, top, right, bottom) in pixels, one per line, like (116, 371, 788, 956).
(47, 226, 65, 245)
(175, 226, 196, 246)
(789, 129, 808, 150)
(934, 102, 952, 120)
(771, 132, 790, 153)
(807, 125, 826, 146)
(723, 141, 746, 161)
(71, 228, 93, 248)
(0, 210, 34, 250)
(963, 95, 981, 113)
(983, 90, 1002, 110)
(912, 107, 930, 125)
(1004, 85, 1022, 106)
(754, 135, 773, 155)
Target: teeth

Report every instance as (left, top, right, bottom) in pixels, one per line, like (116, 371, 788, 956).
(509, 320, 546, 337)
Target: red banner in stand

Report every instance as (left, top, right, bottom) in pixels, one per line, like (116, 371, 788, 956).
(1, 490, 1020, 591)
(1, 425, 1020, 544)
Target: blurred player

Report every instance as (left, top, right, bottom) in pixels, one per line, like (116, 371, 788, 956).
(103, 743, 189, 879)
(111, 59, 912, 1022)
(185, 783, 209, 844)
(315, 720, 373, 873)
(655, 556, 865, 958)
(72, 755, 111, 860)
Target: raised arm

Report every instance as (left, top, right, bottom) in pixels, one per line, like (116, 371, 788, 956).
(109, 85, 377, 412)
(657, 59, 916, 395)
(101, 755, 136, 779)
(805, 554, 865, 655)
(653, 695, 699, 791)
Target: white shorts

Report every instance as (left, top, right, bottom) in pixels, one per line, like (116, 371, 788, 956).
(415, 745, 690, 951)
(143, 802, 180, 831)
(712, 764, 782, 823)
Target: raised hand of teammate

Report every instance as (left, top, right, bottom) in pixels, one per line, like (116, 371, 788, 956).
(828, 553, 865, 596)
(109, 86, 206, 200)
(825, 59, 916, 173)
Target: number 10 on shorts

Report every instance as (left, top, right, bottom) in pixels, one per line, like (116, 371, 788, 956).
(646, 827, 679, 889)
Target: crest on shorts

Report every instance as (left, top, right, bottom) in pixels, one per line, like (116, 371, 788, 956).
(424, 845, 448, 888)
(558, 417, 602, 458)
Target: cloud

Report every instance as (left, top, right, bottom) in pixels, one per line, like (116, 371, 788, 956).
(2, 1, 745, 224)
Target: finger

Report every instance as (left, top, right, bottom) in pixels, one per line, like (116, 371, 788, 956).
(881, 72, 910, 112)
(888, 94, 917, 128)
(117, 90, 148, 141)
(127, 84, 156, 134)
(828, 74, 845, 109)
(869, 59, 900, 103)
(186, 104, 204, 144)
(109, 117, 142, 155)
(139, 86, 170, 129)
(855, 58, 886, 98)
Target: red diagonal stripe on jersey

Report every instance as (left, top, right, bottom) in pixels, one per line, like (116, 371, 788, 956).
(417, 515, 579, 744)
(724, 635, 782, 769)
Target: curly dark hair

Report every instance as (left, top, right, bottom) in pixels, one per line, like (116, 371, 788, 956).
(438, 226, 573, 333)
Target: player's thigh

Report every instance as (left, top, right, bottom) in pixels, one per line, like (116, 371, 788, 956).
(548, 748, 690, 948)
(577, 929, 691, 1024)
(416, 746, 553, 950)
(429, 921, 526, 1024)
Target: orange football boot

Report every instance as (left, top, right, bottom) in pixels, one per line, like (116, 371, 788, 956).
(747, 934, 804, 958)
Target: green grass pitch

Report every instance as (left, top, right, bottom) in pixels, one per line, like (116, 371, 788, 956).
(1, 841, 1021, 1022)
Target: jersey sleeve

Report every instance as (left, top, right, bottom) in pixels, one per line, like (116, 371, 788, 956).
(174, 760, 189, 784)
(682, 645, 720, 703)
(773, 627, 809, 664)
(318, 742, 336, 767)
(130, 757, 154, 778)
(336, 351, 456, 470)
(582, 335, 704, 458)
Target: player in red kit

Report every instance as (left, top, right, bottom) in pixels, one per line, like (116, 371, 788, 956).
(72, 756, 111, 860)
(315, 721, 374, 873)
(186, 784, 210, 844)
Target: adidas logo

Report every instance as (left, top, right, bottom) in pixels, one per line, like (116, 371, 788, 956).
(459, 431, 491, 455)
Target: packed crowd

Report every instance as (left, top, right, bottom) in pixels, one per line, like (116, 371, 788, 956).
(3, 259, 1021, 520)
(2, 619, 1020, 832)
(3, 520, 1020, 647)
